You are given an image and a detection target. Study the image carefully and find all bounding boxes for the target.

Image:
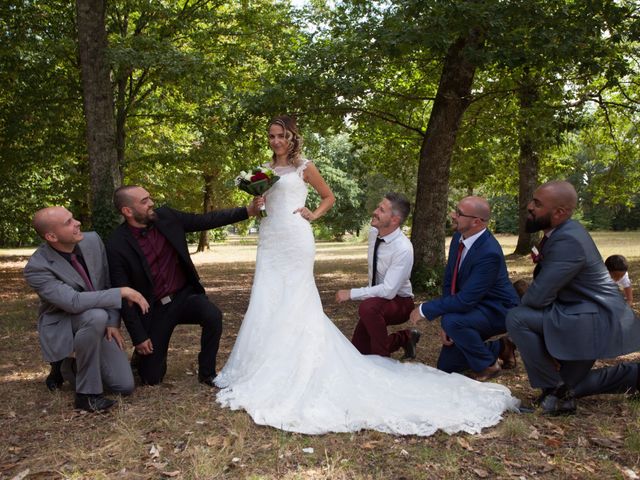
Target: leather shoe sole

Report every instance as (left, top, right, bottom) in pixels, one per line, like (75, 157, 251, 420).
(473, 361, 502, 382)
(401, 329, 421, 360)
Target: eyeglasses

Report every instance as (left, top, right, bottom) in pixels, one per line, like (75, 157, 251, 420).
(454, 208, 486, 222)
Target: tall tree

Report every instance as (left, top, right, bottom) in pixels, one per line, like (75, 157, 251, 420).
(76, 0, 120, 236)
(0, 0, 88, 245)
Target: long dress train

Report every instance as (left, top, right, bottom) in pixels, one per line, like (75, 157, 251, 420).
(215, 161, 519, 436)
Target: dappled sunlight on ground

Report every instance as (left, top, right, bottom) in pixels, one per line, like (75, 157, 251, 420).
(2, 232, 640, 478)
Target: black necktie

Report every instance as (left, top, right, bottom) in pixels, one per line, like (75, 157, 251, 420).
(372, 237, 383, 286)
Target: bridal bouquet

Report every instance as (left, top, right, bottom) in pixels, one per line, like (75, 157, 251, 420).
(234, 166, 279, 217)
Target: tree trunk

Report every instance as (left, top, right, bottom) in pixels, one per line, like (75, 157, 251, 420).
(513, 79, 539, 255)
(76, 0, 120, 237)
(115, 74, 128, 180)
(411, 31, 484, 289)
(196, 174, 215, 252)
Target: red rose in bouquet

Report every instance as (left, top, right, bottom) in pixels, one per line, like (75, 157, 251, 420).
(250, 171, 269, 182)
(234, 166, 280, 217)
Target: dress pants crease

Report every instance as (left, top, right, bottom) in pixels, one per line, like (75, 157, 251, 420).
(71, 308, 133, 395)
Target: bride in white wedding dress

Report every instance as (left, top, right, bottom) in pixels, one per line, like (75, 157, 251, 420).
(215, 116, 519, 435)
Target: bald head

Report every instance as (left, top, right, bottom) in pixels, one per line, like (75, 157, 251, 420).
(33, 206, 67, 238)
(537, 181, 577, 215)
(453, 196, 490, 238)
(32, 206, 83, 251)
(526, 180, 577, 233)
(461, 196, 491, 222)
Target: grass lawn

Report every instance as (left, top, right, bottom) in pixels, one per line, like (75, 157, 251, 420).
(1, 232, 640, 479)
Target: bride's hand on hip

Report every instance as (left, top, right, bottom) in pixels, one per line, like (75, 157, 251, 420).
(294, 207, 316, 221)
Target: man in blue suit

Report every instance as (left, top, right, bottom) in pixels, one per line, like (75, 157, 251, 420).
(410, 196, 519, 380)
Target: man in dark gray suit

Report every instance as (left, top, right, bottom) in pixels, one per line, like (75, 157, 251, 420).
(507, 181, 640, 415)
(24, 207, 149, 412)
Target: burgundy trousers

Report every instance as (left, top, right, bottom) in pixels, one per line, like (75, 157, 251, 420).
(351, 296, 415, 356)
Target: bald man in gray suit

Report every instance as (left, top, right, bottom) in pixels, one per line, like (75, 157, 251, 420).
(507, 181, 640, 415)
(24, 207, 149, 412)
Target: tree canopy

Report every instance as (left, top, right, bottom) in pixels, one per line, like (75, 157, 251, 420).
(0, 0, 638, 290)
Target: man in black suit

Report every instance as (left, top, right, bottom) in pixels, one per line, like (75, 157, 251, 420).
(106, 185, 262, 387)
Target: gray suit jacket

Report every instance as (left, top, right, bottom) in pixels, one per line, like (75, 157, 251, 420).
(24, 232, 122, 362)
(522, 219, 640, 360)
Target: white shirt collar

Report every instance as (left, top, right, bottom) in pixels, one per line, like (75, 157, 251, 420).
(379, 227, 401, 243)
(460, 228, 486, 250)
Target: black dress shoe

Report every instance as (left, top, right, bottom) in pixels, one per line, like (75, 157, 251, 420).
(45, 360, 64, 391)
(198, 374, 217, 387)
(533, 387, 555, 406)
(540, 391, 577, 416)
(74, 393, 116, 412)
(401, 329, 421, 360)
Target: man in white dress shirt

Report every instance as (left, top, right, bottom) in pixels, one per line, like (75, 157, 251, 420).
(336, 192, 419, 359)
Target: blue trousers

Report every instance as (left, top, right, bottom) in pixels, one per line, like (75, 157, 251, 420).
(437, 310, 503, 373)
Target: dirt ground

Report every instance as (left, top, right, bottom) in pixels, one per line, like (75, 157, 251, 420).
(1, 237, 640, 479)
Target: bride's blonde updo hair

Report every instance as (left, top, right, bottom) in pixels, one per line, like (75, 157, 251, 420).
(269, 115, 303, 167)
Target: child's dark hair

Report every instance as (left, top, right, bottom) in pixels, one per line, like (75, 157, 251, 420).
(605, 254, 628, 272)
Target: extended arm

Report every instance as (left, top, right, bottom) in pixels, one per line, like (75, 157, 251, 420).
(170, 206, 250, 233)
(349, 247, 413, 301)
(420, 251, 502, 320)
(24, 260, 122, 314)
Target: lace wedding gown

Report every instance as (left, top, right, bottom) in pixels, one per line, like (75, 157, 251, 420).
(215, 161, 519, 436)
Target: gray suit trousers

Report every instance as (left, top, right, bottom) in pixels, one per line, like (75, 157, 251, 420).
(507, 305, 638, 397)
(71, 309, 134, 395)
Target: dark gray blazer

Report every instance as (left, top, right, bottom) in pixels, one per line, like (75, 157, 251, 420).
(24, 232, 121, 362)
(522, 219, 640, 360)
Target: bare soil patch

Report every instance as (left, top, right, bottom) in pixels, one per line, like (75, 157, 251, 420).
(1, 234, 640, 479)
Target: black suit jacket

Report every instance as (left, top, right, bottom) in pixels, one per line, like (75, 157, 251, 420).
(106, 205, 249, 345)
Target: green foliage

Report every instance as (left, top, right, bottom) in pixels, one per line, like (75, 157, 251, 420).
(612, 201, 640, 231)
(1, 0, 639, 248)
(0, 0, 86, 245)
(305, 131, 368, 238)
(91, 185, 121, 239)
(490, 195, 519, 234)
(411, 263, 444, 298)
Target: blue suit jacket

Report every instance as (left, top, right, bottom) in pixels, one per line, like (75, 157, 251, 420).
(420, 230, 519, 328)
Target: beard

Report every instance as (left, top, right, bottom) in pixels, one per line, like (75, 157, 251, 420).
(525, 212, 551, 233)
(132, 208, 156, 226)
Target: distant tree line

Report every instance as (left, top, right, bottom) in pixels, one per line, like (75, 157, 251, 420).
(1, 1, 638, 292)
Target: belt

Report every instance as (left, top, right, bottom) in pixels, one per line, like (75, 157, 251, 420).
(159, 294, 175, 305)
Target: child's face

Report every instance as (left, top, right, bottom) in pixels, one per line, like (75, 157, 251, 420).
(609, 270, 626, 282)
